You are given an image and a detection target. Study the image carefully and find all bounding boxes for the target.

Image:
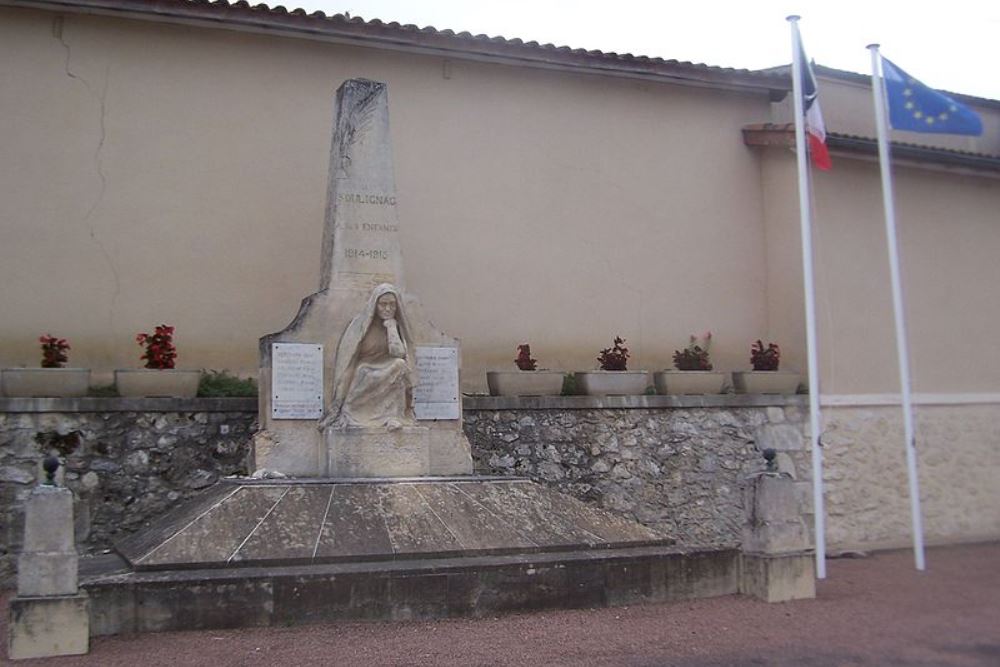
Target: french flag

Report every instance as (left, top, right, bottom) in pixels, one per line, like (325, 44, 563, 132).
(798, 42, 832, 171)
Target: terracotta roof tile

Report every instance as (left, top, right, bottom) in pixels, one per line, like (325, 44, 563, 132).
(12, 0, 790, 94)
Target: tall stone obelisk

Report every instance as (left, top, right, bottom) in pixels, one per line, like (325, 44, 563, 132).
(256, 79, 472, 477)
(319, 79, 405, 292)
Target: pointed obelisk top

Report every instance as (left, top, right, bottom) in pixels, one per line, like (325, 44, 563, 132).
(319, 79, 405, 292)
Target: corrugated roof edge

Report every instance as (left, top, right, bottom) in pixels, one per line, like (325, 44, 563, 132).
(2, 0, 790, 94)
(743, 123, 1000, 172)
(759, 63, 1000, 108)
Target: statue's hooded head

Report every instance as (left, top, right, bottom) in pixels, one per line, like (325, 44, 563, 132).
(369, 283, 404, 324)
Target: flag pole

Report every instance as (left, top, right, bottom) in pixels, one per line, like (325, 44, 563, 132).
(787, 15, 826, 580)
(867, 44, 926, 571)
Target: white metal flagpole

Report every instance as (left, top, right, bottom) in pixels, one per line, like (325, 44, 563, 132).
(787, 15, 826, 580)
(867, 44, 927, 571)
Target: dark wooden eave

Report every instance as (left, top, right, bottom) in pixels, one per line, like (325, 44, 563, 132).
(743, 123, 1000, 174)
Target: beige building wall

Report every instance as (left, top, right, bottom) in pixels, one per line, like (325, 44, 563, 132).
(0, 7, 776, 389)
(2, 4, 999, 550)
(757, 93, 1000, 549)
(759, 148, 1000, 395)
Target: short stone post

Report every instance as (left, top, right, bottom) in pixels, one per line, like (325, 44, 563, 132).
(8, 456, 90, 660)
(739, 449, 816, 603)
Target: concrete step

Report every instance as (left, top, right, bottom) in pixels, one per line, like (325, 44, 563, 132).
(82, 544, 738, 635)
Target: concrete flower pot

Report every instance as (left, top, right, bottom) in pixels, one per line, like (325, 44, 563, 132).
(575, 370, 649, 396)
(486, 370, 565, 397)
(654, 370, 727, 395)
(732, 370, 801, 395)
(115, 369, 201, 398)
(1, 368, 91, 397)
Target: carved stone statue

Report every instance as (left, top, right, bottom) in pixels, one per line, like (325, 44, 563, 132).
(321, 283, 416, 430)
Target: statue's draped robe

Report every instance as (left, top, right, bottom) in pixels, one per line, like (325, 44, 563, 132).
(326, 284, 416, 429)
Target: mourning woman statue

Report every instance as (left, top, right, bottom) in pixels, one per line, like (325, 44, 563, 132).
(321, 284, 416, 430)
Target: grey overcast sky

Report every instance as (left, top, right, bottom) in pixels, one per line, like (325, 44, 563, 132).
(274, 0, 1000, 101)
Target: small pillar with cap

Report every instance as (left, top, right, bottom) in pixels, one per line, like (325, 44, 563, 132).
(8, 456, 90, 660)
(738, 448, 817, 602)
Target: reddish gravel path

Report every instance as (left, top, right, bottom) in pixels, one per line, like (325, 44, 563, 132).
(4, 542, 999, 666)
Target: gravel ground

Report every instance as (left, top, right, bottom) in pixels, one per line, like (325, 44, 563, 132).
(3, 542, 998, 666)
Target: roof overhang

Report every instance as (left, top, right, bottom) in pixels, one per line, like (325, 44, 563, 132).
(1, 0, 790, 97)
(743, 123, 1000, 176)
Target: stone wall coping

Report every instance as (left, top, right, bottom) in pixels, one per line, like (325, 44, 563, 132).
(463, 394, 808, 410)
(0, 394, 807, 414)
(0, 397, 257, 413)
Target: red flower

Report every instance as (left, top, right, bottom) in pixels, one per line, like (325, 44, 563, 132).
(136, 324, 178, 369)
(39, 334, 70, 368)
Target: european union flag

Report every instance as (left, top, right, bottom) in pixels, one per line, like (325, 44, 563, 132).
(882, 58, 982, 135)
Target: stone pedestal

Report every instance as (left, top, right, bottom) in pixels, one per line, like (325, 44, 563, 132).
(327, 426, 431, 477)
(739, 552, 815, 603)
(9, 484, 90, 660)
(8, 594, 90, 660)
(17, 486, 78, 596)
(738, 471, 815, 603)
(326, 426, 473, 477)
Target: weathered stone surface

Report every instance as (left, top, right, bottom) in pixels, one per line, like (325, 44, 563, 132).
(314, 483, 394, 559)
(21, 486, 74, 553)
(404, 482, 536, 550)
(0, 407, 255, 582)
(132, 486, 287, 567)
(378, 484, 465, 553)
(753, 423, 804, 451)
(739, 552, 815, 602)
(17, 552, 78, 596)
(83, 547, 738, 636)
(0, 465, 35, 484)
(3, 401, 817, 584)
(233, 485, 332, 563)
(742, 473, 813, 558)
(821, 404, 1000, 551)
(8, 594, 90, 659)
(16, 486, 80, 597)
(467, 406, 806, 548)
(114, 479, 672, 570)
(328, 426, 430, 477)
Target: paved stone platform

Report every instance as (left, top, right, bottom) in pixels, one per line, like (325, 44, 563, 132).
(114, 477, 671, 571)
(76, 477, 726, 635)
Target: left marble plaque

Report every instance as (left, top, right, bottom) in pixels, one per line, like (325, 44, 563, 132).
(272, 343, 324, 419)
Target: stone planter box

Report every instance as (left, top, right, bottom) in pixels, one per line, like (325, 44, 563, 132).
(115, 369, 201, 398)
(1, 368, 91, 397)
(732, 371, 801, 395)
(486, 370, 565, 397)
(654, 370, 728, 395)
(575, 370, 649, 396)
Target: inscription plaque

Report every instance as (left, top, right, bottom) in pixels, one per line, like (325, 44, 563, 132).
(414, 346, 460, 420)
(271, 343, 324, 420)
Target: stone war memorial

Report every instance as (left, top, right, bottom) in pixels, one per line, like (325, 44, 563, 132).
(255, 78, 473, 479)
(7, 79, 813, 651)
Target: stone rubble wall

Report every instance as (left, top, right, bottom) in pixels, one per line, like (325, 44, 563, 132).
(0, 398, 810, 584)
(465, 403, 811, 548)
(0, 400, 256, 582)
(9, 398, 995, 581)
